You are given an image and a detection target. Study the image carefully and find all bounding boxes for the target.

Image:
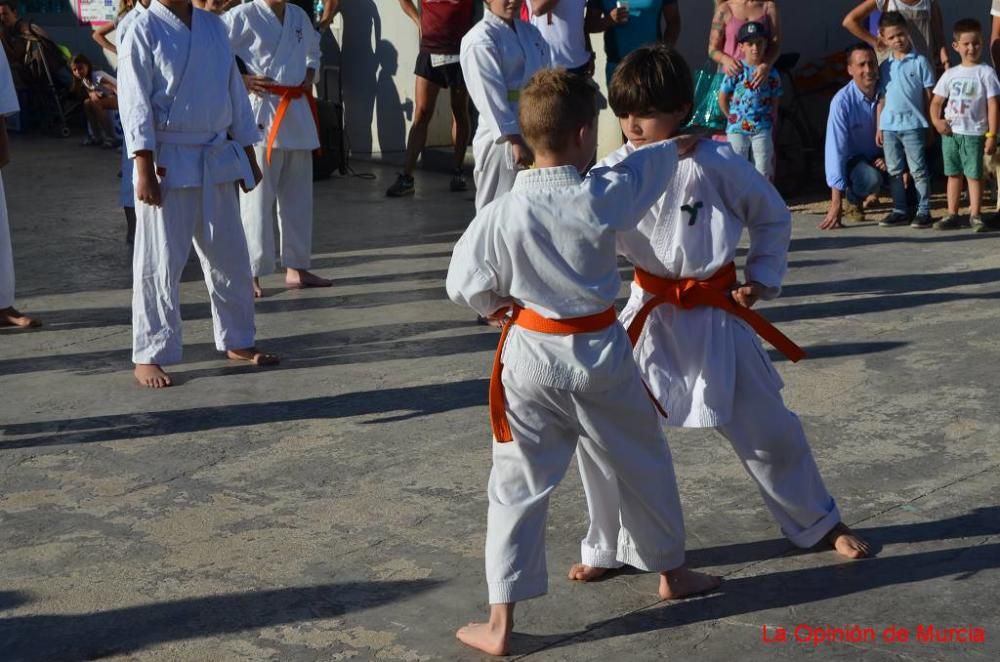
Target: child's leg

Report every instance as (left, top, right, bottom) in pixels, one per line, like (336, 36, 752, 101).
(459, 373, 581, 655)
(472, 140, 518, 212)
(240, 144, 279, 296)
(0, 173, 14, 311)
(727, 132, 751, 162)
(574, 444, 624, 579)
(968, 177, 982, 218)
(94, 97, 116, 140)
(132, 187, 200, 380)
(901, 130, 931, 217)
(751, 130, 774, 180)
(573, 369, 719, 598)
(192, 182, 264, 360)
(82, 99, 101, 139)
(946, 176, 963, 215)
(882, 130, 909, 215)
(716, 325, 869, 559)
(275, 149, 330, 287)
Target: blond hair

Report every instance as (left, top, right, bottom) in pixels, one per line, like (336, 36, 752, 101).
(518, 68, 599, 155)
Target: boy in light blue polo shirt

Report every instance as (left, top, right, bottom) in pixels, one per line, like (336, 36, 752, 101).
(876, 11, 936, 228)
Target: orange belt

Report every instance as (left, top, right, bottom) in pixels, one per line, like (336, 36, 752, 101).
(627, 262, 806, 363)
(489, 305, 616, 442)
(262, 84, 321, 165)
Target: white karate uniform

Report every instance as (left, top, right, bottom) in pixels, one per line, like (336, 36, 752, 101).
(0, 48, 18, 310)
(446, 142, 689, 604)
(116, 2, 146, 209)
(577, 142, 840, 567)
(460, 10, 549, 211)
(118, 3, 261, 365)
(224, 0, 321, 276)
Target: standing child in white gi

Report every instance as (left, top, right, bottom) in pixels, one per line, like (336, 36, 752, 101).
(224, 0, 331, 297)
(460, 0, 550, 211)
(0, 47, 40, 329)
(568, 46, 870, 584)
(447, 68, 719, 657)
(118, 0, 278, 388)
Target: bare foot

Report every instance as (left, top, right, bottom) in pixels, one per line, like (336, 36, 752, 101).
(226, 347, 280, 366)
(252, 277, 264, 299)
(456, 622, 511, 656)
(658, 567, 721, 600)
(826, 522, 871, 559)
(134, 363, 172, 388)
(285, 268, 332, 289)
(567, 563, 611, 582)
(0, 307, 41, 328)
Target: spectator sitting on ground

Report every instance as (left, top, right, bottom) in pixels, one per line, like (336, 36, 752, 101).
(821, 43, 885, 231)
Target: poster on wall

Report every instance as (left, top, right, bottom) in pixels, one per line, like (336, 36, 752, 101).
(77, 0, 117, 26)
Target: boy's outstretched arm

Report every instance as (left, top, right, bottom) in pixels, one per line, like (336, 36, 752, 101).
(587, 139, 686, 231)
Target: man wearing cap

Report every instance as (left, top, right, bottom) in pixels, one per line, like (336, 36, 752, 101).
(820, 42, 886, 230)
(718, 20, 782, 179)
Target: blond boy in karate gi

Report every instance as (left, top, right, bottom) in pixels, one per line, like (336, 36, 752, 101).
(460, 0, 550, 211)
(446, 68, 719, 657)
(568, 46, 870, 584)
(0, 47, 40, 329)
(224, 0, 331, 297)
(118, 0, 278, 387)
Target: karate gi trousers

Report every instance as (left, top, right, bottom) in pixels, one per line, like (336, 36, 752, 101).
(0, 172, 13, 309)
(473, 140, 518, 212)
(578, 322, 840, 566)
(132, 183, 257, 365)
(240, 145, 313, 277)
(486, 368, 686, 604)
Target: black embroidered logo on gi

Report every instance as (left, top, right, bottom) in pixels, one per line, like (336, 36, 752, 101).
(295, 28, 303, 42)
(681, 201, 704, 226)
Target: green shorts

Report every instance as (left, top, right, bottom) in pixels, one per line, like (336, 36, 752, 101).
(942, 133, 985, 179)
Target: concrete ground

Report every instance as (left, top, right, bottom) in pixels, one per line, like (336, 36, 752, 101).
(1, 134, 999, 662)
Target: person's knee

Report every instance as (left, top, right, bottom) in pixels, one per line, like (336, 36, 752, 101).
(411, 103, 435, 127)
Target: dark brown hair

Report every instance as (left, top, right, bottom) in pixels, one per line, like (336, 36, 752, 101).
(878, 10, 907, 32)
(953, 17, 982, 40)
(518, 68, 599, 154)
(608, 44, 693, 123)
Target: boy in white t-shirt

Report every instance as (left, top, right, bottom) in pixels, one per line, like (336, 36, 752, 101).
(930, 17, 1000, 232)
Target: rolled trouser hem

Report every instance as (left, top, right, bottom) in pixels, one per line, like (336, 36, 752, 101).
(581, 544, 624, 569)
(216, 333, 257, 353)
(250, 262, 276, 278)
(487, 577, 546, 604)
(280, 256, 311, 271)
(785, 501, 842, 549)
(617, 545, 685, 573)
(132, 349, 183, 366)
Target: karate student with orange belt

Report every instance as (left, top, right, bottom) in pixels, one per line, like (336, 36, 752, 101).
(568, 47, 870, 586)
(446, 69, 718, 658)
(224, 0, 329, 297)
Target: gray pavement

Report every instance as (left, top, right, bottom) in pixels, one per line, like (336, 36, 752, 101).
(1, 134, 998, 661)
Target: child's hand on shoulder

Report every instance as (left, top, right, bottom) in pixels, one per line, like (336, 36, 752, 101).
(731, 281, 765, 309)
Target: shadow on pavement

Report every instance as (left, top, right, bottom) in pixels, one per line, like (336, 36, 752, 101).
(0, 379, 490, 449)
(0, 580, 443, 662)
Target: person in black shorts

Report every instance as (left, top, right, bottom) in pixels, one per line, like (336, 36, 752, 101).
(387, 0, 474, 197)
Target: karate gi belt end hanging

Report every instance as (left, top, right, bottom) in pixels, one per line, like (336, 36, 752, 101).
(627, 262, 807, 363)
(488, 305, 667, 443)
(263, 84, 321, 165)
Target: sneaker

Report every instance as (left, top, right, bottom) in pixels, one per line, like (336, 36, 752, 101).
(450, 169, 468, 192)
(933, 215, 970, 230)
(844, 202, 866, 224)
(971, 215, 988, 233)
(386, 173, 414, 197)
(910, 213, 934, 229)
(81, 136, 99, 147)
(879, 211, 911, 227)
